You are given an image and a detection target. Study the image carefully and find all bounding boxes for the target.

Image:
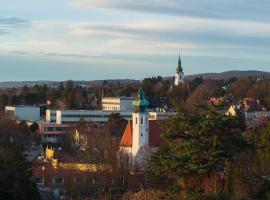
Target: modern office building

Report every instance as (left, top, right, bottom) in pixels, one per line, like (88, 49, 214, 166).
(102, 97, 134, 111)
(5, 105, 40, 121)
(55, 109, 133, 124)
(38, 122, 74, 144)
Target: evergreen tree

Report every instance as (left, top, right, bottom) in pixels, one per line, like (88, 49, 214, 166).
(148, 105, 249, 194)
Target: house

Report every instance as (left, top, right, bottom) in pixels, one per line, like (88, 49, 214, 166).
(119, 88, 164, 167)
(32, 147, 100, 199)
(225, 98, 270, 127)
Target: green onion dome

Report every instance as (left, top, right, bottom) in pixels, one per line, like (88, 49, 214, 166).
(133, 88, 149, 112)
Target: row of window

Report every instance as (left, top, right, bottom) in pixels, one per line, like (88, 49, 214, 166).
(61, 114, 132, 119)
(5, 110, 15, 116)
(102, 102, 120, 105)
(43, 134, 62, 138)
(102, 106, 119, 110)
(135, 116, 148, 125)
(35, 176, 100, 186)
(44, 127, 66, 131)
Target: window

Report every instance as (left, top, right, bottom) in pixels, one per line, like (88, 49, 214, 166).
(141, 133, 143, 137)
(141, 117, 143, 124)
(35, 177, 44, 185)
(74, 176, 84, 184)
(135, 117, 138, 124)
(92, 177, 100, 185)
(52, 176, 64, 185)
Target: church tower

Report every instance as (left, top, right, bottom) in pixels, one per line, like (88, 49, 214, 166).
(131, 88, 149, 158)
(174, 54, 184, 86)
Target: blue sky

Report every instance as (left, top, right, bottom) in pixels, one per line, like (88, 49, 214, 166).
(0, 0, 269, 81)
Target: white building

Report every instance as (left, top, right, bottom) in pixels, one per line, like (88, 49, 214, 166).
(174, 54, 184, 86)
(102, 96, 134, 111)
(46, 109, 57, 123)
(55, 109, 133, 124)
(5, 105, 40, 121)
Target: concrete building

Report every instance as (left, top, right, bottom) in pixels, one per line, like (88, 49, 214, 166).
(148, 110, 176, 120)
(102, 96, 134, 111)
(46, 109, 57, 123)
(55, 109, 133, 124)
(5, 105, 40, 121)
(38, 123, 74, 144)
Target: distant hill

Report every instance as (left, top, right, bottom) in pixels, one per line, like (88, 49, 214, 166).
(185, 70, 270, 80)
(0, 70, 269, 88)
(0, 79, 140, 88)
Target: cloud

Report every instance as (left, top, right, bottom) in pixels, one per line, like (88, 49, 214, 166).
(0, 17, 30, 35)
(2, 15, 270, 65)
(69, 17, 270, 49)
(0, 17, 28, 25)
(69, 0, 270, 21)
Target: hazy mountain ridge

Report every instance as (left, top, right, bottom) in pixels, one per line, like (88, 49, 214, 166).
(0, 70, 269, 88)
(185, 70, 270, 80)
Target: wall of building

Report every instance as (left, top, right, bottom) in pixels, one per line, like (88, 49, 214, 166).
(5, 106, 40, 121)
(148, 111, 177, 120)
(56, 110, 132, 124)
(102, 97, 134, 111)
(102, 98, 120, 110)
(46, 110, 57, 123)
(38, 123, 74, 144)
(120, 97, 134, 111)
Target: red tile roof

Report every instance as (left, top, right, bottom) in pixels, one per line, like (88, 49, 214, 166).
(120, 121, 133, 147)
(120, 120, 164, 148)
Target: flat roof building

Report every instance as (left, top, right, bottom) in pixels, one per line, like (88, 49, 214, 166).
(102, 96, 134, 111)
(5, 105, 40, 122)
(46, 109, 57, 123)
(38, 122, 74, 144)
(55, 109, 133, 124)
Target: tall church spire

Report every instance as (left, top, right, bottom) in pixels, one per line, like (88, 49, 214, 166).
(174, 53, 184, 86)
(177, 53, 183, 73)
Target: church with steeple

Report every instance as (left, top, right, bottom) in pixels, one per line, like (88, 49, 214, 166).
(174, 54, 184, 86)
(119, 88, 163, 166)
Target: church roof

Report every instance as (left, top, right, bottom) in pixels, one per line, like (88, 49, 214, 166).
(120, 120, 164, 148)
(120, 121, 133, 147)
(177, 54, 183, 73)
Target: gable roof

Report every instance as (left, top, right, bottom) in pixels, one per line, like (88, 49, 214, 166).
(120, 120, 164, 148)
(120, 121, 133, 147)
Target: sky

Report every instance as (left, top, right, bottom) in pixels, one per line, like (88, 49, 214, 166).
(0, 0, 269, 81)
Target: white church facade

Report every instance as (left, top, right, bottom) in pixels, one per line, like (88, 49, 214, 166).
(119, 88, 163, 166)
